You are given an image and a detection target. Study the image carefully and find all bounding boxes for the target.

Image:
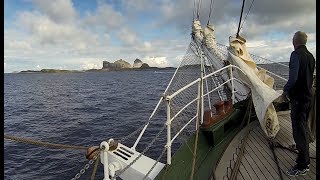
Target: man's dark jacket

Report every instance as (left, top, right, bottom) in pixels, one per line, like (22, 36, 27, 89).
(288, 45, 315, 103)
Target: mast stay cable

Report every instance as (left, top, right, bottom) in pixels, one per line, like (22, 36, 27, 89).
(197, 0, 202, 19)
(193, 0, 197, 20)
(207, 0, 215, 25)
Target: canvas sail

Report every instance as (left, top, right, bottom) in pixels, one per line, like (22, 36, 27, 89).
(228, 36, 281, 138)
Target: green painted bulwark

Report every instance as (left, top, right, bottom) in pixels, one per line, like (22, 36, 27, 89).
(155, 99, 251, 180)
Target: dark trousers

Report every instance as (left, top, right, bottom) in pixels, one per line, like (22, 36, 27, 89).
(290, 99, 311, 169)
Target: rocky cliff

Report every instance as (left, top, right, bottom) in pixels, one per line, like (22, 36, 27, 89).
(102, 59, 131, 70)
(102, 58, 152, 71)
(114, 59, 131, 68)
(133, 58, 143, 68)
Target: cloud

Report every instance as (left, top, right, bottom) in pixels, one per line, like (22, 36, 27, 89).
(142, 56, 169, 67)
(145, 0, 316, 41)
(81, 61, 102, 70)
(6, 40, 32, 50)
(83, 2, 125, 30)
(4, 0, 316, 73)
(18, 11, 98, 48)
(118, 27, 138, 45)
(31, 0, 77, 24)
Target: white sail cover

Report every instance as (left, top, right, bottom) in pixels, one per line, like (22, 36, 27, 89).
(192, 20, 203, 41)
(192, 20, 250, 103)
(202, 24, 225, 61)
(228, 36, 281, 138)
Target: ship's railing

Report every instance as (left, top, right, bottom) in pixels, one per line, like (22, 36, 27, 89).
(164, 64, 247, 164)
(132, 43, 292, 152)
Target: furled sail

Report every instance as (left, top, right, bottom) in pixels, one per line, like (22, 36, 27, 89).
(202, 24, 225, 61)
(228, 36, 281, 138)
(192, 20, 204, 41)
(192, 20, 250, 103)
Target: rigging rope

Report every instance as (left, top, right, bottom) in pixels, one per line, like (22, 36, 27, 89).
(268, 140, 284, 180)
(193, 0, 197, 20)
(197, 0, 202, 19)
(4, 134, 88, 150)
(90, 155, 100, 180)
(189, 120, 200, 180)
(239, 0, 255, 32)
(273, 142, 317, 159)
(207, 0, 215, 25)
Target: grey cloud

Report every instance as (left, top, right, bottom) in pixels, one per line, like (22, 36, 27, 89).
(5, 0, 316, 72)
(82, 3, 125, 30)
(31, 0, 77, 24)
(139, 0, 316, 40)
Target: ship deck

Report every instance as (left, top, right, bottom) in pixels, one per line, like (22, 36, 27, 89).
(215, 111, 317, 180)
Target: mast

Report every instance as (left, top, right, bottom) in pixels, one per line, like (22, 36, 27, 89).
(236, 0, 246, 37)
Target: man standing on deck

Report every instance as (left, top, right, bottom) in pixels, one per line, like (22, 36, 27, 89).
(282, 31, 315, 177)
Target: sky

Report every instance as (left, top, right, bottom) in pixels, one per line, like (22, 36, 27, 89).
(4, 0, 316, 73)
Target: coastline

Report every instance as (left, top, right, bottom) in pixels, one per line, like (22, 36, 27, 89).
(16, 67, 176, 74)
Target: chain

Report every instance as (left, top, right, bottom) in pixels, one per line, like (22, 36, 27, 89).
(142, 98, 213, 180)
(71, 148, 102, 180)
(143, 147, 167, 180)
(112, 125, 166, 180)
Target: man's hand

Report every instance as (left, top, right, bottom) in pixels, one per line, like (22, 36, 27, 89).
(281, 91, 290, 102)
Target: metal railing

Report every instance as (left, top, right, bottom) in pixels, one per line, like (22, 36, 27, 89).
(164, 64, 247, 164)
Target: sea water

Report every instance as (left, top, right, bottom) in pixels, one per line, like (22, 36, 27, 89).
(4, 64, 289, 179)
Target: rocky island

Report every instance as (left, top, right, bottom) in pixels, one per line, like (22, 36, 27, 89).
(19, 69, 84, 73)
(19, 58, 175, 73)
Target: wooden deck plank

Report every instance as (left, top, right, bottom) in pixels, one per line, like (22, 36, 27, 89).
(279, 115, 317, 153)
(237, 171, 245, 180)
(240, 153, 259, 180)
(277, 114, 317, 179)
(215, 112, 316, 180)
(246, 138, 272, 179)
(278, 114, 316, 149)
(243, 145, 265, 179)
(270, 113, 316, 180)
(245, 137, 275, 180)
(252, 126, 307, 180)
(258, 120, 312, 180)
(239, 165, 251, 180)
(214, 121, 255, 180)
(275, 125, 317, 176)
(246, 131, 279, 179)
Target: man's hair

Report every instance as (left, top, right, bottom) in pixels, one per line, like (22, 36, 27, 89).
(294, 31, 308, 45)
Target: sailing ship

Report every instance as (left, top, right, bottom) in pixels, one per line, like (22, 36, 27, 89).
(86, 1, 316, 180)
(4, 0, 316, 179)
